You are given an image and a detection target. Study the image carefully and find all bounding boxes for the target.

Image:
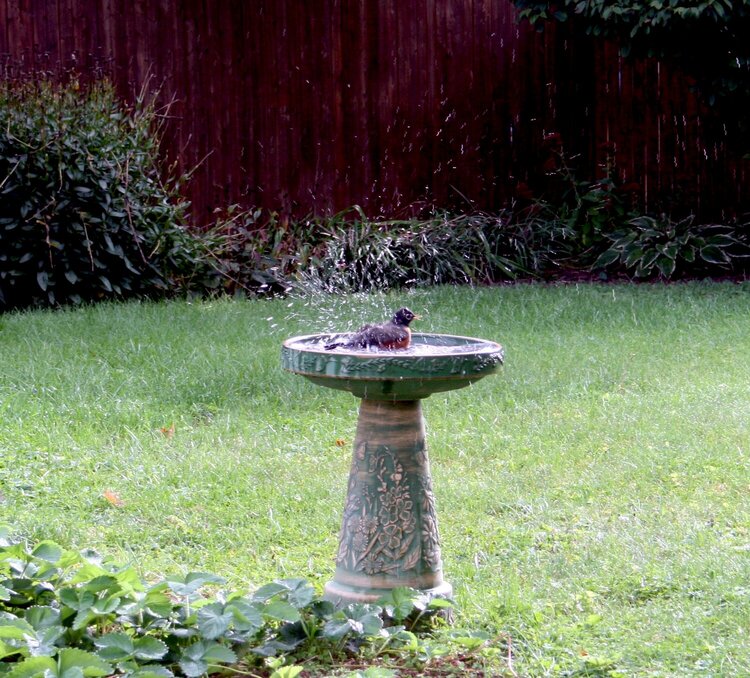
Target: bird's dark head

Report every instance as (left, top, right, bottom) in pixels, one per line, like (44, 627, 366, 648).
(392, 307, 420, 326)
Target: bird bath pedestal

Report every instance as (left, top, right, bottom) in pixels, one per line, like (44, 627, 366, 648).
(281, 333, 503, 606)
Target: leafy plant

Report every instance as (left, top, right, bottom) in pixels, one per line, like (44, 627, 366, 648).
(519, 137, 639, 268)
(0, 527, 474, 677)
(296, 206, 571, 292)
(0, 78, 210, 310)
(593, 214, 740, 279)
(200, 205, 329, 297)
(200, 204, 570, 296)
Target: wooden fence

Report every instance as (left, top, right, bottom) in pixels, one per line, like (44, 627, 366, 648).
(1, 0, 747, 223)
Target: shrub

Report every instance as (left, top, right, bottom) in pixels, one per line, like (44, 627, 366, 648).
(593, 215, 741, 279)
(201, 206, 329, 297)
(201, 205, 566, 296)
(273, 207, 570, 293)
(0, 78, 209, 310)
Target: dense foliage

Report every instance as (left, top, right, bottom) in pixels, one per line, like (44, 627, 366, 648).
(511, 1, 750, 141)
(204, 167, 747, 294)
(0, 80, 210, 310)
(0, 528, 502, 678)
(0, 77, 745, 311)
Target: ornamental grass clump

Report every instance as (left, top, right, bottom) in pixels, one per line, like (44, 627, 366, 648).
(0, 79, 208, 310)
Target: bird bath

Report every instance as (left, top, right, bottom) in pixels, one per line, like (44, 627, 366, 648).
(281, 332, 504, 606)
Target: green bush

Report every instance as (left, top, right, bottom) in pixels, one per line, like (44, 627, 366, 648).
(204, 205, 570, 295)
(593, 215, 742, 279)
(201, 206, 329, 297)
(0, 79, 209, 310)
(301, 207, 566, 292)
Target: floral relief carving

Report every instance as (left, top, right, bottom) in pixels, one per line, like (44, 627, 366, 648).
(336, 441, 442, 576)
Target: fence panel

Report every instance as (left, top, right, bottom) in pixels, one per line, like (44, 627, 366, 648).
(0, 0, 745, 223)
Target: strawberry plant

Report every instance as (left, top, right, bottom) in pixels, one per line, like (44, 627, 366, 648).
(0, 527, 492, 677)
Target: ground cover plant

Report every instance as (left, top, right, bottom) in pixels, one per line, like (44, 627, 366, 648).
(1, 283, 750, 675)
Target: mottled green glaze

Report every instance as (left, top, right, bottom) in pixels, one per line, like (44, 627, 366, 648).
(281, 333, 504, 401)
(281, 332, 504, 608)
(325, 399, 453, 604)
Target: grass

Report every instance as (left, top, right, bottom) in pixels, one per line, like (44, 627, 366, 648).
(1, 282, 749, 676)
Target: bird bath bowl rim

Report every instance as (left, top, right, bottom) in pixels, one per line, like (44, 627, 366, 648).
(281, 332, 504, 401)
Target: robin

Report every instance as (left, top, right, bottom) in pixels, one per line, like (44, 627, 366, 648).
(324, 307, 421, 350)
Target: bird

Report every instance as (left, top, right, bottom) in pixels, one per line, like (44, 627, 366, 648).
(324, 307, 421, 350)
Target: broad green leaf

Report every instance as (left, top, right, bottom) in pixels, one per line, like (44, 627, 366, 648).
(179, 641, 236, 678)
(26, 626, 64, 657)
(348, 669, 397, 678)
(185, 572, 225, 586)
(59, 589, 94, 612)
(59, 669, 85, 678)
(638, 249, 660, 271)
(270, 667, 304, 678)
(36, 271, 48, 292)
(6, 655, 56, 678)
(31, 542, 63, 564)
(379, 587, 419, 622)
(177, 658, 206, 678)
(128, 667, 174, 678)
(225, 599, 263, 633)
(25, 607, 61, 630)
(133, 637, 168, 661)
(427, 597, 454, 610)
(57, 648, 112, 677)
(592, 248, 620, 269)
(448, 630, 490, 650)
(196, 602, 232, 640)
(252, 582, 289, 602)
(81, 576, 118, 594)
(624, 246, 645, 269)
(706, 233, 737, 247)
(360, 613, 383, 636)
(700, 244, 730, 264)
(0, 525, 13, 547)
(322, 618, 357, 639)
(279, 579, 315, 609)
(655, 255, 676, 278)
(93, 632, 134, 661)
(68, 564, 109, 586)
(263, 601, 301, 623)
(72, 610, 96, 631)
(0, 638, 24, 661)
(0, 618, 35, 639)
(90, 595, 120, 615)
(166, 572, 224, 597)
(201, 643, 236, 664)
(659, 243, 678, 261)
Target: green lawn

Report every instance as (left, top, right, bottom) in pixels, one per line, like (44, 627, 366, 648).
(2, 282, 749, 676)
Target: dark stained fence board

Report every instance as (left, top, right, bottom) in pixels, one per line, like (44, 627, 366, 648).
(0, 0, 747, 223)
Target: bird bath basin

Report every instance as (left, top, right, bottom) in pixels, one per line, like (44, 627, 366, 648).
(281, 332, 504, 606)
